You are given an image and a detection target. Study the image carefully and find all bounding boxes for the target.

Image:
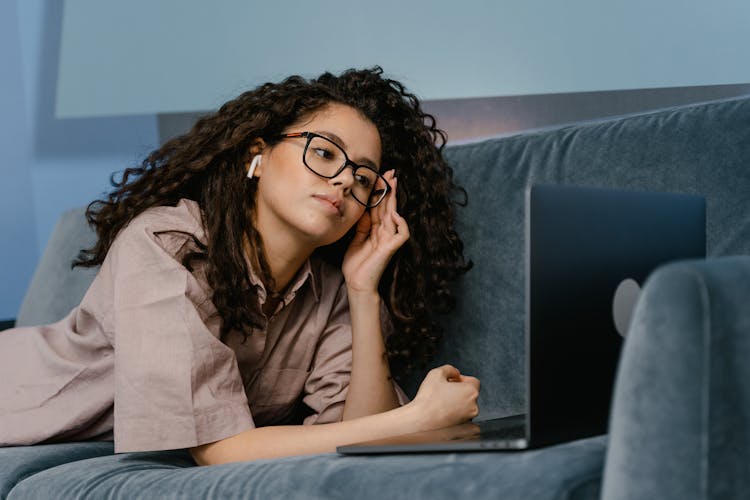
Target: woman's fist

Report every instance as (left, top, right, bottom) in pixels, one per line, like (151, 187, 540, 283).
(409, 364, 481, 432)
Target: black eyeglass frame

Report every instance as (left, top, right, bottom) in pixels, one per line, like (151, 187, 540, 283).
(278, 131, 391, 208)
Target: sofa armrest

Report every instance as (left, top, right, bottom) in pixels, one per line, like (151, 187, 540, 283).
(602, 256, 750, 500)
(15, 207, 97, 327)
(0, 319, 15, 331)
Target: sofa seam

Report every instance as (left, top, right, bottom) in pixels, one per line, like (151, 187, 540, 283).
(669, 265, 713, 500)
(692, 268, 712, 500)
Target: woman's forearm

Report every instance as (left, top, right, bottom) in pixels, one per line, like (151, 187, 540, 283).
(190, 402, 424, 465)
(342, 289, 400, 420)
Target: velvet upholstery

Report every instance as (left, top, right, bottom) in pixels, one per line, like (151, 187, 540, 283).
(0, 442, 113, 499)
(15, 207, 97, 327)
(602, 257, 750, 500)
(6, 437, 606, 500)
(3, 95, 749, 498)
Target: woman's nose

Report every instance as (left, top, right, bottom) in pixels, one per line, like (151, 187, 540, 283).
(329, 166, 355, 189)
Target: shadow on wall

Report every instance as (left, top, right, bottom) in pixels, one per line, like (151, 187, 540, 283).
(157, 83, 750, 145)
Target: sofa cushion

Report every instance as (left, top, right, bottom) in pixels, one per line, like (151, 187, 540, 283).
(8, 436, 606, 500)
(0, 441, 113, 498)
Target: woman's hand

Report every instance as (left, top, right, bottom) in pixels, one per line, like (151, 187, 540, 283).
(408, 364, 481, 431)
(342, 170, 410, 294)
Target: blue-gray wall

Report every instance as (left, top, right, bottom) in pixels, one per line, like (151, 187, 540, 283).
(1, 0, 159, 319)
(57, 0, 750, 117)
(0, 0, 37, 320)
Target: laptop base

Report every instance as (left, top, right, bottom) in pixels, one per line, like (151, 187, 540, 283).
(337, 414, 528, 455)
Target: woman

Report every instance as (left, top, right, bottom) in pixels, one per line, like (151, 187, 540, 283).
(0, 67, 479, 465)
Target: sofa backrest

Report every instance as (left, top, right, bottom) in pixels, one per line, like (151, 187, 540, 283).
(399, 95, 750, 419)
(17, 96, 750, 420)
(16, 208, 97, 327)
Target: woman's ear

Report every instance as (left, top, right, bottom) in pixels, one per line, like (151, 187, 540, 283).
(247, 155, 262, 179)
(246, 138, 267, 179)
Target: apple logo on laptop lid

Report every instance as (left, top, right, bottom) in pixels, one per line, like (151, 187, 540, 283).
(612, 278, 641, 337)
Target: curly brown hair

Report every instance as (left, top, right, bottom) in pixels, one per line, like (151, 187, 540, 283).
(74, 66, 471, 380)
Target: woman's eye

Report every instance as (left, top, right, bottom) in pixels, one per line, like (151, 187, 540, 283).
(354, 174, 372, 188)
(313, 148, 335, 160)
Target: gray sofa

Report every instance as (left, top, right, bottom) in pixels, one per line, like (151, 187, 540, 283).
(2, 95, 749, 499)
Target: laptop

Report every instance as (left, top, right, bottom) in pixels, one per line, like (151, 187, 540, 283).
(337, 184, 706, 454)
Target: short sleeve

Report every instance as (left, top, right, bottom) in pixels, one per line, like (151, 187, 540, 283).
(301, 284, 410, 425)
(108, 217, 254, 453)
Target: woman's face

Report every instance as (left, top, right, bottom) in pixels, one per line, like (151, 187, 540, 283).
(252, 102, 382, 249)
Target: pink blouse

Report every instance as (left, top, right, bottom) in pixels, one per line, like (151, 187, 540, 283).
(0, 199, 409, 453)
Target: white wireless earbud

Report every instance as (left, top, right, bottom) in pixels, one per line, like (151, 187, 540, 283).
(247, 155, 262, 179)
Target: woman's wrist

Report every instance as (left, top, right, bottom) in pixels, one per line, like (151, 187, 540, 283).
(400, 400, 430, 433)
(345, 286, 382, 342)
(345, 286, 381, 305)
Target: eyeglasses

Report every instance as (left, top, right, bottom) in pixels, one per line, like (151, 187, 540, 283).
(278, 132, 391, 208)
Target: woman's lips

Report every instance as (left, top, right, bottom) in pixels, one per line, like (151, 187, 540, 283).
(312, 194, 343, 216)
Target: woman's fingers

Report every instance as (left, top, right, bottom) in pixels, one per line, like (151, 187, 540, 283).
(387, 172, 398, 213)
(381, 170, 396, 214)
(369, 174, 385, 227)
(437, 364, 461, 380)
(459, 375, 481, 392)
(391, 211, 410, 241)
(376, 171, 396, 235)
(353, 170, 408, 256)
(350, 210, 371, 247)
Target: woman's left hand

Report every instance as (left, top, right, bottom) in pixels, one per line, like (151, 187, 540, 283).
(342, 170, 410, 294)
